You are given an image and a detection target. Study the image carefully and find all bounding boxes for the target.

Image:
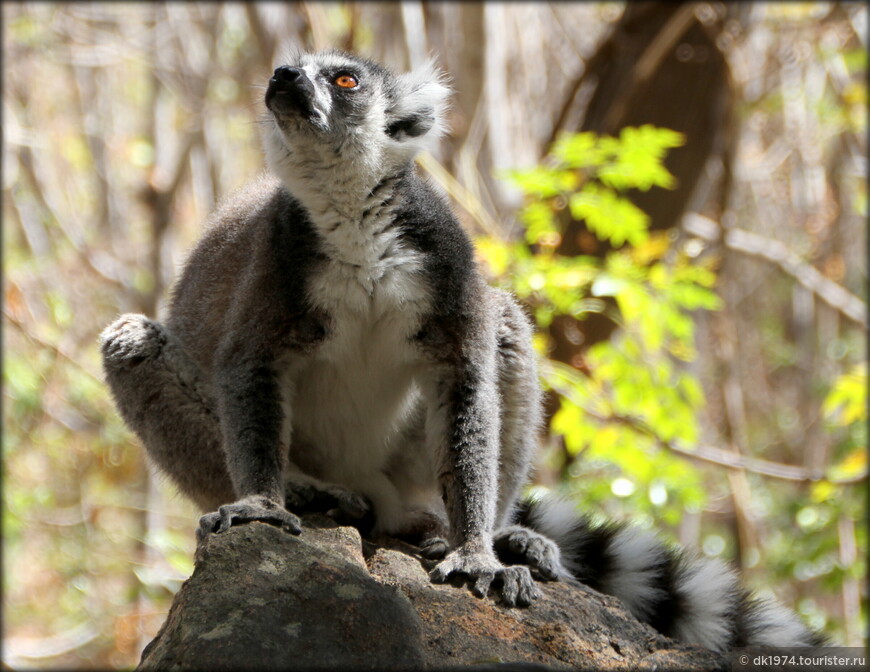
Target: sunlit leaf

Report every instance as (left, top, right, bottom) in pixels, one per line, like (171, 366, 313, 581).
(569, 185, 650, 247)
(822, 363, 867, 426)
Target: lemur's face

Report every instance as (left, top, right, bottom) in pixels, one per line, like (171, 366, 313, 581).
(265, 52, 388, 136)
(262, 50, 449, 185)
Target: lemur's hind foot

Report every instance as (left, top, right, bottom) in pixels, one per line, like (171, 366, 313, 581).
(285, 478, 371, 519)
(494, 525, 568, 582)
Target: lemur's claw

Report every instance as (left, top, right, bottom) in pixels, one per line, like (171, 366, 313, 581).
(498, 566, 539, 607)
(430, 544, 539, 607)
(196, 495, 302, 542)
(471, 572, 495, 599)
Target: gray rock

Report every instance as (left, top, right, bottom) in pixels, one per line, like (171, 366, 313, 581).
(138, 516, 722, 671)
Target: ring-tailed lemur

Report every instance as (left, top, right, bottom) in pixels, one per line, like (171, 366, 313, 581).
(101, 49, 824, 653)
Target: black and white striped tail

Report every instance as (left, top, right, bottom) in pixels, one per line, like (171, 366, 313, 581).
(517, 497, 827, 653)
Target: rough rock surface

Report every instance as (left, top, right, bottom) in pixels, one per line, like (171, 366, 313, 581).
(138, 515, 723, 671)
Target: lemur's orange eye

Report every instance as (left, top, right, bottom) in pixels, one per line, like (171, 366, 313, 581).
(334, 74, 358, 89)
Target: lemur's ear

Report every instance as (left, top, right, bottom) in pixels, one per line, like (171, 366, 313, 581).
(385, 59, 451, 151)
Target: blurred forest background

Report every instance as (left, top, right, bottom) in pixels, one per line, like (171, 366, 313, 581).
(2, 2, 866, 668)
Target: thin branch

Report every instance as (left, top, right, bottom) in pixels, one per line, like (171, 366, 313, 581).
(600, 3, 699, 133)
(244, 4, 274, 70)
(669, 441, 824, 482)
(631, 4, 699, 87)
(400, 1, 428, 69)
(683, 214, 868, 327)
(10, 120, 127, 291)
(542, 361, 866, 485)
(3, 307, 104, 384)
(4, 623, 100, 663)
(838, 514, 863, 646)
(725, 227, 866, 326)
(416, 152, 502, 238)
(547, 49, 595, 148)
(301, 2, 331, 52)
(615, 411, 867, 485)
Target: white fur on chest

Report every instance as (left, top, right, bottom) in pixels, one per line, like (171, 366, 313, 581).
(308, 203, 428, 316)
(282, 201, 432, 488)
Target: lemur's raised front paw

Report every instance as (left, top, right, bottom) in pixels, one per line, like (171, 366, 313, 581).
(494, 525, 566, 581)
(284, 480, 370, 519)
(196, 495, 302, 542)
(430, 543, 540, 607)
(100, 314, 166, 365)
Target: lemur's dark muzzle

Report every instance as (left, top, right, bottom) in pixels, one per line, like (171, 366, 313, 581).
(266, 66, 316, 118)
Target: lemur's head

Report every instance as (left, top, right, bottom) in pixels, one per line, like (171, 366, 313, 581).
(262, 50, 450, 196)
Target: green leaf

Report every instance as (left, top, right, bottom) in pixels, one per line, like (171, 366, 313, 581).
(491, 125, 724, 526)
(569, 185, 650, 247)
(505, 166, 577, 198)
(551, 132, 606, 169)
(520, 201, 559, 246)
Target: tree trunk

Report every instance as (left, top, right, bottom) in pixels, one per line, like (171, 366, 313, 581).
(548, 2, 742, 361)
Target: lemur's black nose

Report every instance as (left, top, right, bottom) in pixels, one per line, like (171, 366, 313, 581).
(266, 65, 315, 118)
(273, 66, 303, 82)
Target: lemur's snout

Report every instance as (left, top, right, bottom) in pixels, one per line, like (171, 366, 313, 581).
(273, 66, 303, 83)
(265, 66, 315, 119)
